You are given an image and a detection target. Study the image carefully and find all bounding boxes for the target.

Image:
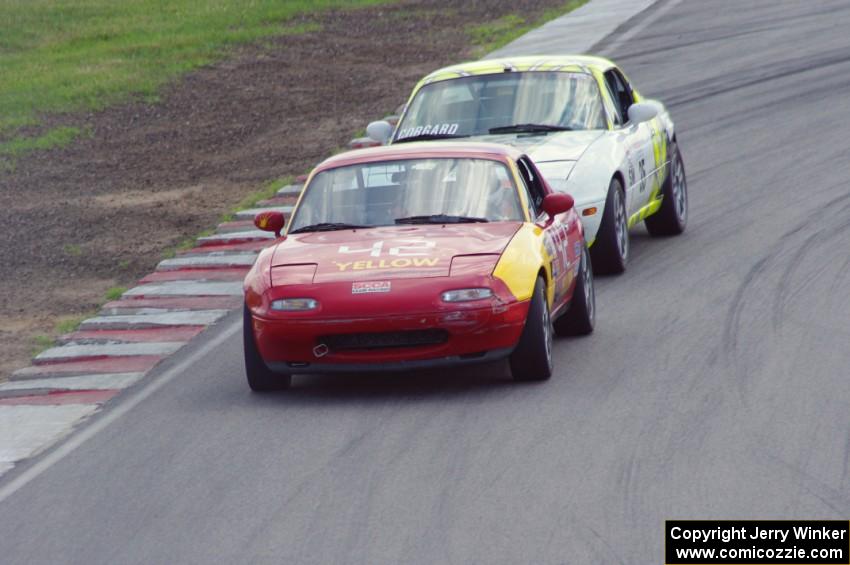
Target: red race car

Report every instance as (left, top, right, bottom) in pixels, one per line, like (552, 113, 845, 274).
(243, 142, 595, 390)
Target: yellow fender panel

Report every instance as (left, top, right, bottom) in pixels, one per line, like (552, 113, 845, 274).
(493, 223, 553, 302)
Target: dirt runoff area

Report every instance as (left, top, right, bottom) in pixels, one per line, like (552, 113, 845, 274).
(0, 0, 573, 379)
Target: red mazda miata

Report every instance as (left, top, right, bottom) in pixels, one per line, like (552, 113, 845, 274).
(243, 142, 595, 390)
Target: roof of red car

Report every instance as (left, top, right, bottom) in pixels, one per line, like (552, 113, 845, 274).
(314, 141, 523, 172)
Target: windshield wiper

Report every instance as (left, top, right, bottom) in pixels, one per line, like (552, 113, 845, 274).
(488, 123, 573, 134)
(394, 214, 489, 225)
(289, 222, 370, 234)
(393, 133, 469, 143)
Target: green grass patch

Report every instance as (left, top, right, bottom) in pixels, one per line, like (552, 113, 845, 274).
(55, 313, 91, 336)
(0, 126, 82, 157)
(104, 286, 128, 301)
(31, 334, 55, 355)
(469, 0, 589, 56)
(63, 243, 83, 257)
(219, 175, 292, 223)
(0, 0, 391, 157)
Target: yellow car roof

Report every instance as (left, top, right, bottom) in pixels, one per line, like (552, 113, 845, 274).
(418, 55, 615, 86)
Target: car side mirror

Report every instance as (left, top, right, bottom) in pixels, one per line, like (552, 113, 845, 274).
(627, 102, 658, 125)
(541, 193, 574, 220)
(366, 120, 393, 144)
(254, 210, 285, 238)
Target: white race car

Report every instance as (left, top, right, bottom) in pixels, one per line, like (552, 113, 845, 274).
(368, 55, 688, 274)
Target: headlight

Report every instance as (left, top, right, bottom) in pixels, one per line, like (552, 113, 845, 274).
(441, 288, 493, 302)
(270, 298, 318, 311)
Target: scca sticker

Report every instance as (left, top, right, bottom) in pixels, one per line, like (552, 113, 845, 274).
(396, 123, 459, 139)
(352, 281, 391, 294)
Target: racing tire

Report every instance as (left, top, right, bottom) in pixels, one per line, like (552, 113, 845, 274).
(590, 177, 628, 275)
(554, 243, 595, 336)
(645, 142, 687, 236)
(244, 305, 291, 392)
(510, 277, 554, 382)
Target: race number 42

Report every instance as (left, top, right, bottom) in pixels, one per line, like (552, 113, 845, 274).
(339, 239, 436, 257)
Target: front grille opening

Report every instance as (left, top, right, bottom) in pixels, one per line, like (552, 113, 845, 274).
(319, 329, 448, 352)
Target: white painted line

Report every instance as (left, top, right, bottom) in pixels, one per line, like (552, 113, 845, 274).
(486, 0, 658, 58)
(234, 206, 293, 221)
(123, 281, 243, 297)
(197, 230, 275, 243)
(80, 310, 230, 330)
(35, 342, 185, 362)
(0, 318, 240, 499)
(0, 405, 99, 468)
(157, 254, 257, 271)
(1, 373, 145, 392)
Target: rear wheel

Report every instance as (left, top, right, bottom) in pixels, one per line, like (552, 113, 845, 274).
(645, 142, 687, 236)
(244, 305, 291, 392)
(554, 243, 595, 336)
(590, 177, 628, 275)
(510, 278, 553, 382)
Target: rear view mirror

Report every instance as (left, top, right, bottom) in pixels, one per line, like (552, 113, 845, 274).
(366, 120, 393, 144)
(627, 102, 658, 125)
(254, 211, 285, 238)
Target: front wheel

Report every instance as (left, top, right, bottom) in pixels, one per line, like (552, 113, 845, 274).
(590, 177, 629, 275)
(554, 243, 595, 336)
(510, 278, 553, 382)
(244, 305, 291, 392)
(645, 142, 687, 236)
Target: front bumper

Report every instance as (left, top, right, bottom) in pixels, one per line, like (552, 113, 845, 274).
(267, 347, 513, 374)
(251, 300, 530, 373)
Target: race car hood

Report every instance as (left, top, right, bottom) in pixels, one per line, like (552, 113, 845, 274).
(271, 223, 521, 283)
(468, 130, 602, 164)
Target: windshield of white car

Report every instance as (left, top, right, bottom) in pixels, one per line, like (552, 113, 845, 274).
(287, 158, 525, 231)
(395, 71, 606, 141)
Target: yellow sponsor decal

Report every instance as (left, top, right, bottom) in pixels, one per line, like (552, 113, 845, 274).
(333, 257, 439, 271)
(628, 198, 664, 228)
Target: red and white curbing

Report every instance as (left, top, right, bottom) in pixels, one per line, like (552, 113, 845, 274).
(0, 127, 392, 475)
(0, 181, 308, 476)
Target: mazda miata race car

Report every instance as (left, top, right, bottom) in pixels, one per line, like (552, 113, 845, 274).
(243, 142, 595, 390)
(367, 55, 688, 274)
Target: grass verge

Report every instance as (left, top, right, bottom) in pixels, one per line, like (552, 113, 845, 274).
(31, 312, 96, 355)
(0, 0, 390, 158)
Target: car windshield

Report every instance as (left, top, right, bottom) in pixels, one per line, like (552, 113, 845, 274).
(395, 71, 606, 141)
(288, 158, 524, 231)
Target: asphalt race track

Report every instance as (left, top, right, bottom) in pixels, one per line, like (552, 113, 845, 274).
(3, 1, 850, 563)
